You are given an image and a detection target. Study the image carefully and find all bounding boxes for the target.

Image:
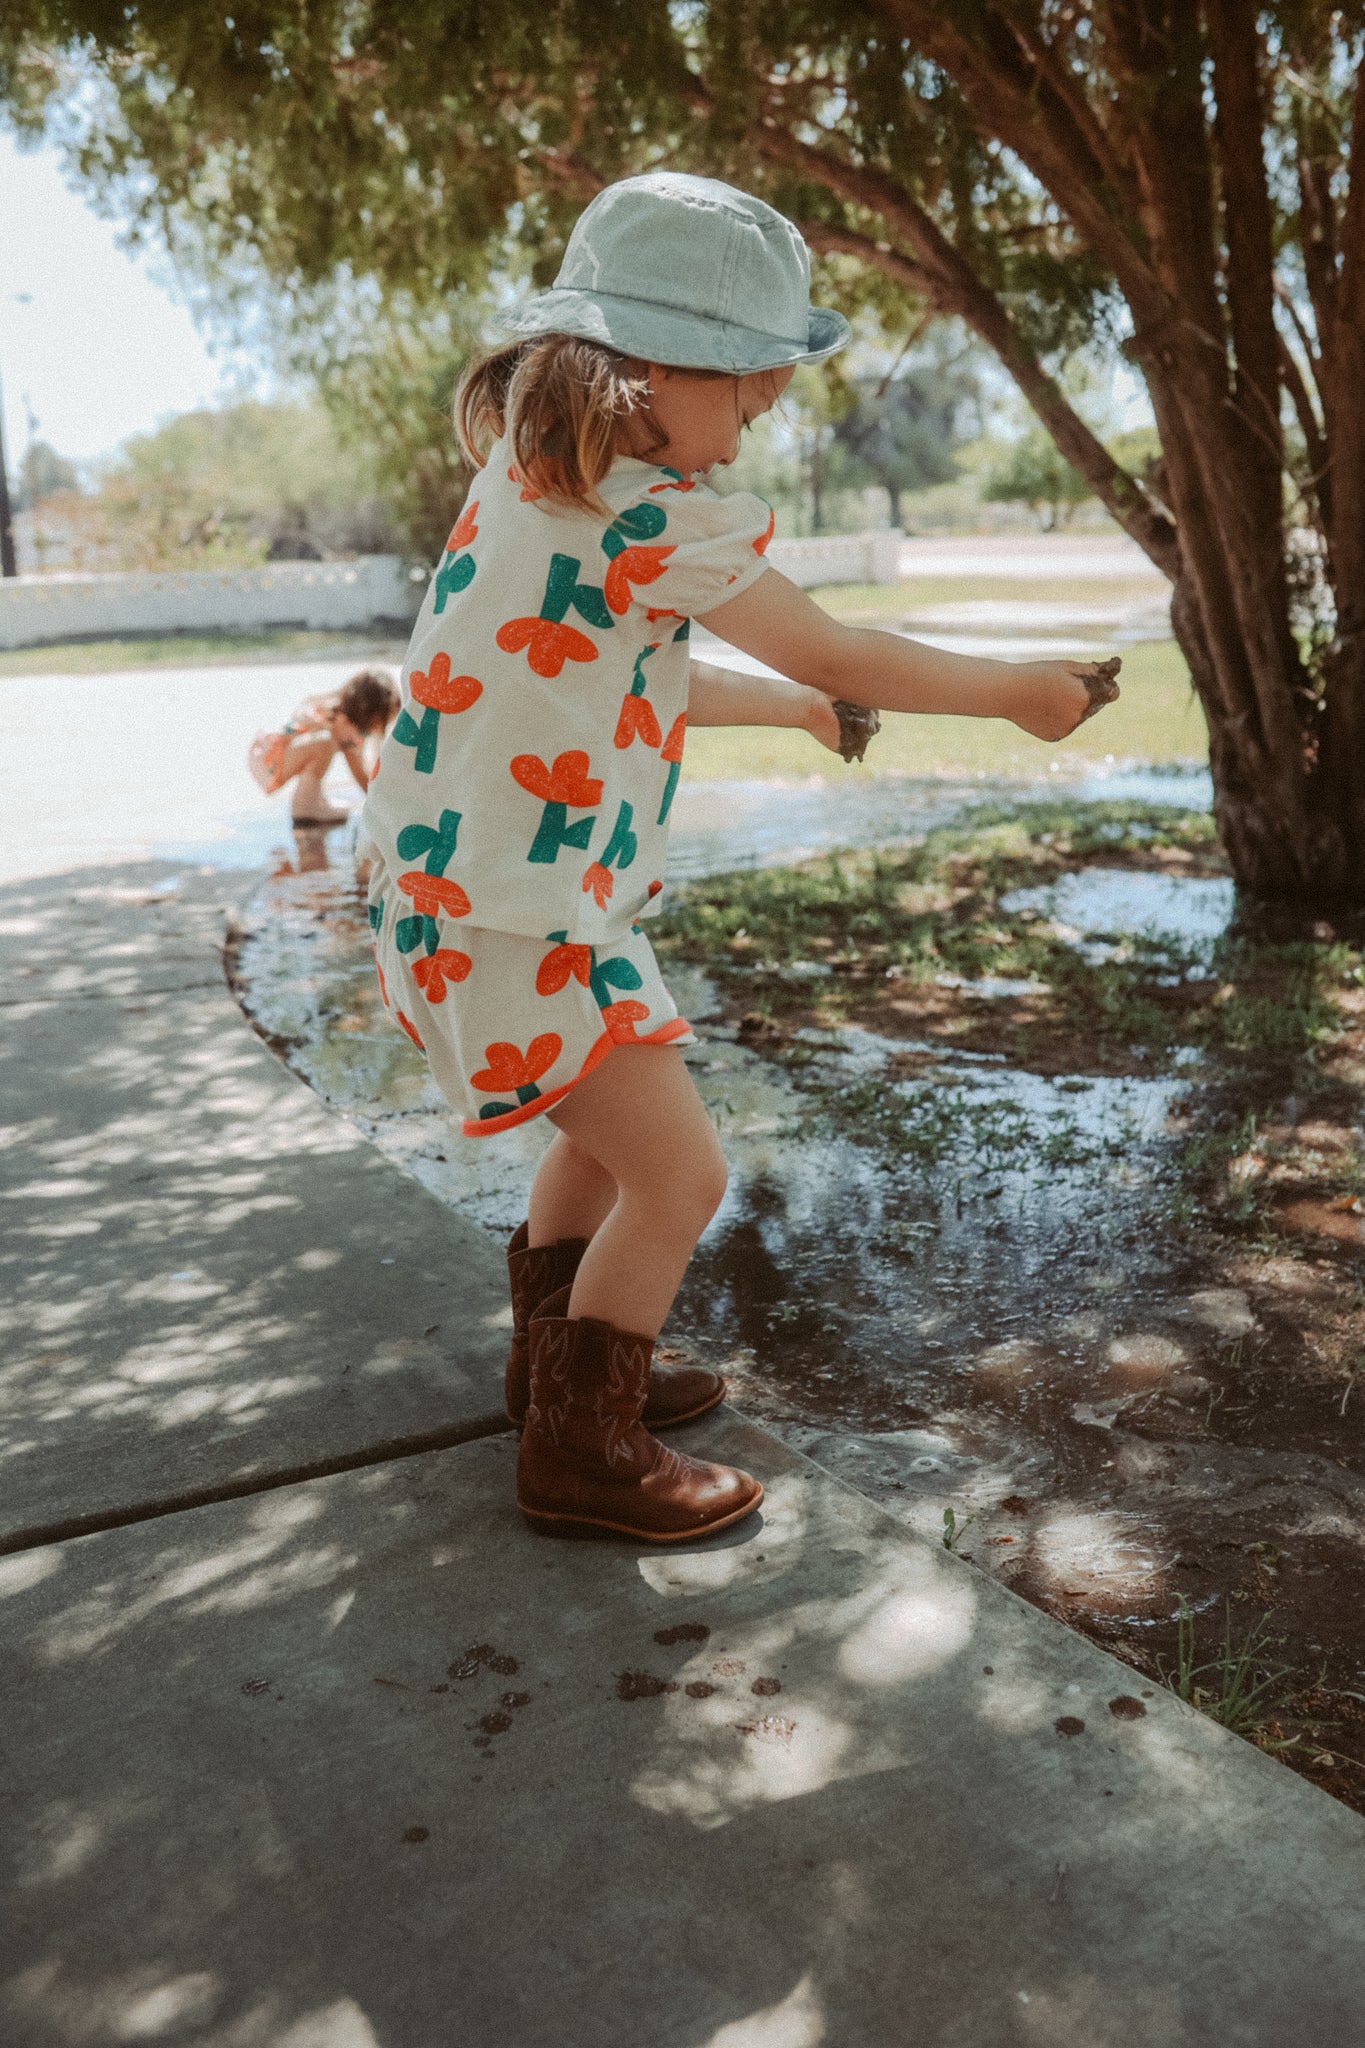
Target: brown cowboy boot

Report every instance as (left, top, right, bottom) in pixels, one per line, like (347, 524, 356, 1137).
(504, 1221, 727, 1431)
(517, 1286, 763, 1542)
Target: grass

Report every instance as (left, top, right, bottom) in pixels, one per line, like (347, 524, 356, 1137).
(656, 798, 1354, 1071)
(682, 639, 1205, 783)
(806, 574, 1169, 618)
(654, 797, 1365, 1215)
(1159, 1598, 1298, 1745)
(0, 628, 407, 677)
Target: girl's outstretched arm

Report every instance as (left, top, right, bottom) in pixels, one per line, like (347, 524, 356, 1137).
(686, 657, 843, 753)
(698, 570, 1118, 743)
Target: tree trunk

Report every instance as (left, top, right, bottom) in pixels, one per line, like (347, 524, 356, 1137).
(810, 429, 824, 534)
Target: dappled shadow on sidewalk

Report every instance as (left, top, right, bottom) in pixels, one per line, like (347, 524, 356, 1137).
(0, 865, 508, 1544)
(3, 1420, 1364, 2048)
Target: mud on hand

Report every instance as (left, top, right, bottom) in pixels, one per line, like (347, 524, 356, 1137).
(1077, 655, 1122, 724)
(832, 699, 882, 763)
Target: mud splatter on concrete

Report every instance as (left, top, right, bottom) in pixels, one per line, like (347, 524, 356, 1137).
(616, 1671, 680, 1701)
(738, 1714, 797, 1745)
(653, 1622, 712, 1646)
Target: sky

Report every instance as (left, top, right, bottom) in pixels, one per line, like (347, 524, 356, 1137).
(0, 128, 262, 472)
(0, 122, 1153, 481)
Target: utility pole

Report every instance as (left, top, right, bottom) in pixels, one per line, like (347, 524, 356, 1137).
(0, 368, 15, 577)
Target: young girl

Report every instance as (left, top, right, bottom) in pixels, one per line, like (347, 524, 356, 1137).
(361, 171, 1119, 1545)
(249, 667, 401, 825)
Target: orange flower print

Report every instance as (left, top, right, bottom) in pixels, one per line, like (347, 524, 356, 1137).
(753, 505, 776, 555)
(510, 750, 604, 808)
(582, 861, 614, 910)
(411, 948, 473, 1003)
(614, 643, 663, 750)
(602, 999, 650, 1037)
(660, 714, 687, 765)
(508, 464, 542, 502)
(472, 1033, 563, 1103)
(433, 499, 479, 612)
(603, 544, 673, 616)
(615, 692, 663, 748)
(497, 554, 613, 675)
(645, 606, 687, 625)
(536, 937, 594, 995)
(409, 653, 483, 715)
(658, 713, 687, 826)
(601, 504, 675, 615)
(397, 871, 472, 920)
(375, 960, 390, 1008)
(495, 615, 599, 678)
(443, 501, 479, 554)
(397, 1010, 425, 1049)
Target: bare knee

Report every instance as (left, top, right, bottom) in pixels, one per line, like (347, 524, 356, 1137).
(666, 1134, 729, 1234)
(618, 1134, 726, 1237)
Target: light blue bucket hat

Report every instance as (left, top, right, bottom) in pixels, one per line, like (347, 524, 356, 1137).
(503, 171, 852, 374)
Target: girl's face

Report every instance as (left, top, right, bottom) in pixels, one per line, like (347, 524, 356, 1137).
(640, 363, 795, 476)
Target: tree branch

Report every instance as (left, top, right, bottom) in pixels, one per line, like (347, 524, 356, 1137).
(1206, 0, 1282, 479)
(874, 1, 1168, 328)
(1276, 332, 1332, 533)
(795, 205, 1180, 581)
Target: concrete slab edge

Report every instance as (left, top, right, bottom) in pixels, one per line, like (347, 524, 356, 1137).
(0, 1409, 513, 1558)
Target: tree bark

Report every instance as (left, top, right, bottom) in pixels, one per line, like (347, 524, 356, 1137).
(859, 1, 1364, 914)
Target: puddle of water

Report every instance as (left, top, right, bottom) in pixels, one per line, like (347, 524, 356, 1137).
(1002, 868, 1237, 962)
(669, 765, 1211, 881)
(231, 781, 1365, 1811)
(235, 871, 1184, 1431)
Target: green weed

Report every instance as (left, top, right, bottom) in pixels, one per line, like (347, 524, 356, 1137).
(1159, 1598, 1297, 1744)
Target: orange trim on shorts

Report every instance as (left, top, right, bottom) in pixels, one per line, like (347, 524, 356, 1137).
(460, 1015, 693, 1137)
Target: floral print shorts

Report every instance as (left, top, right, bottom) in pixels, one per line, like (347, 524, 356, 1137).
(367, 851, 694, 1137)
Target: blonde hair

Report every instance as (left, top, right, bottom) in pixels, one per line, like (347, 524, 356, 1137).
(456, 334, 671, 513)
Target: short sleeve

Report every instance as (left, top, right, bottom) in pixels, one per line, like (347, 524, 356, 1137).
(601, 483, 775, 620)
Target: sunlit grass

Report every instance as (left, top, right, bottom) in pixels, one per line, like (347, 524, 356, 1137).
(0, 629, 406, 676)
(682, 639, 1205, 782)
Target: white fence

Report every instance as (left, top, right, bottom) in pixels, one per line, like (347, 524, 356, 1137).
(768, 530, 904, 589)
(0, 531, 906, 651)
(0, 555, 423, 652)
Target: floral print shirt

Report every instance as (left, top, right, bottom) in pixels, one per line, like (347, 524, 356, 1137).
(361, 438, 774, 943)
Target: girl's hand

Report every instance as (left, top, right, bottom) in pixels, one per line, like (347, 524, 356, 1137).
(803, 687, 845, 755)
(1008, 656, 1121, 742)
(802, 687, 881, 761)
(328, 711, 365, 750)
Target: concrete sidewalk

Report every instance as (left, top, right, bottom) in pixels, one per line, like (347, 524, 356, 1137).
(0, 863, 510, 1547)
(5, 865, 1365, 2047)
(4, 1414, 1365, 2047)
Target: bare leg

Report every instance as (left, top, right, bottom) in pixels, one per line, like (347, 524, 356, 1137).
(290, 741, 349, 824)
(527, 1130, 617, 1248)
(545, 1044, 727, 1336)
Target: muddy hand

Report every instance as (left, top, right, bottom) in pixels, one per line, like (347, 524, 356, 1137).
(832, 699, 881, 763)
(1076, 655, 1122, 724)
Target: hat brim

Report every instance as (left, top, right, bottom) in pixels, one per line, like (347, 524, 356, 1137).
(499, 287, 850, 373)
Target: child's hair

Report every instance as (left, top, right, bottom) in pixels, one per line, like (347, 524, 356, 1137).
(337, 668, 401, 733)
(456, 335, 665, 513)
